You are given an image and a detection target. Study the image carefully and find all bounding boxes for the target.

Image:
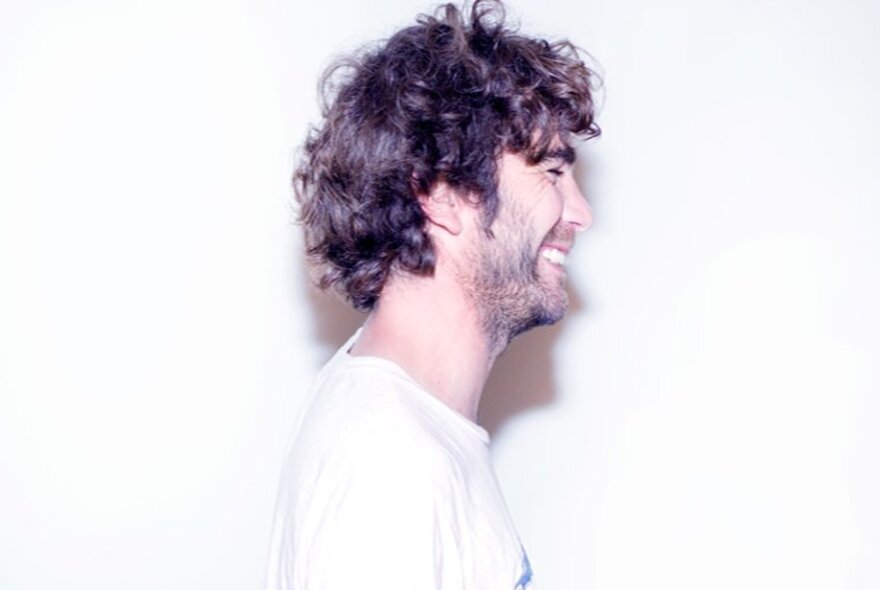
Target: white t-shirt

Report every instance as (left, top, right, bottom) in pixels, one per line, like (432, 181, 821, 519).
(267, 331, 533, 589)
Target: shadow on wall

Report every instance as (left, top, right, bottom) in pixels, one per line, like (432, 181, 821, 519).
(479, 282, 584, 438)
(305, 284, 365, 364)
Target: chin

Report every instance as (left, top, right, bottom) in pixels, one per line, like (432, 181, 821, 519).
(538, 292, 569, 326)
(539, 275, 570, 322)
(507, 289, 568, 341)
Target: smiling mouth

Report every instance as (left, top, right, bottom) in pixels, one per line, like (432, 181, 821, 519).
(540, 247, 567, 267)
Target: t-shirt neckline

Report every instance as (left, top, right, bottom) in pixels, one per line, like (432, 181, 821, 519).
(338, 328, 491, 444)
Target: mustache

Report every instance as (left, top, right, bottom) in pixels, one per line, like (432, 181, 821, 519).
(542, 223, 576, 248)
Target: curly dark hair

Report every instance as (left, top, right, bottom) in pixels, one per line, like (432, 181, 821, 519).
(294, 0, 601, 311)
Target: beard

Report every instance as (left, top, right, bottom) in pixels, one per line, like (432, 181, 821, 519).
(459, 213, 573, 352)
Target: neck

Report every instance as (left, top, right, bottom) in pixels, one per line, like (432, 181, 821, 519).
(348, 271, 499, 423)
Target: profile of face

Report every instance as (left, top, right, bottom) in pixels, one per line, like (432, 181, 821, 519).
(461, 146, 593, 347)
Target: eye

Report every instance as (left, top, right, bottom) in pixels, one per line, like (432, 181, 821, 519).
(546, 168, 564, 184)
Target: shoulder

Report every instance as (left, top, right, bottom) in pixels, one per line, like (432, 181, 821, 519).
(298, 360, 464, 470)
(278, 364, 465, 587)
(280, 359, 474, 527)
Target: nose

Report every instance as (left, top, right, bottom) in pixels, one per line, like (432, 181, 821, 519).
(562, 179, 593, 231)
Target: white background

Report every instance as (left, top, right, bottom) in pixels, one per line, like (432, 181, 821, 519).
(1, 0, 877, 588)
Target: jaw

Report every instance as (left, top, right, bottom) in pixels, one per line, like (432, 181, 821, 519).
(463, 221, 575, 352)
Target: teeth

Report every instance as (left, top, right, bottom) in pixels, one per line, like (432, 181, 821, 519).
(541, 248, 566, 266)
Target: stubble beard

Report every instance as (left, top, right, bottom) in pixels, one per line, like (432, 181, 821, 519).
(461, 215, 571, 354)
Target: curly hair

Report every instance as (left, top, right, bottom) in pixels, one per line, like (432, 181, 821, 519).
(294, 0, 601, 311)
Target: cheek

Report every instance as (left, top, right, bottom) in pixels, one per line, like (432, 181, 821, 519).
(533, 189, 565, 233)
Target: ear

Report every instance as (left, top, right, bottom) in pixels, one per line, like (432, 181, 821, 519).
(419, 183, 465, 237)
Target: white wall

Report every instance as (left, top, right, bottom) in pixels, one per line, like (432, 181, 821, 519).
(1, 0, 876, 589)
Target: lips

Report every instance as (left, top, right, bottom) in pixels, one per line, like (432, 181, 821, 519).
(535, 222, 575, 272)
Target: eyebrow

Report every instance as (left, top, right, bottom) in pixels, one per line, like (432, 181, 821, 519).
(542, 145, 577, 166)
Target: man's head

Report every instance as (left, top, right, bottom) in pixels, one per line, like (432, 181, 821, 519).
(295, 0, 600, 312)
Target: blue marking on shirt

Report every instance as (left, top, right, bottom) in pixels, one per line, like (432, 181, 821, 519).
(515, 546, 533, 589)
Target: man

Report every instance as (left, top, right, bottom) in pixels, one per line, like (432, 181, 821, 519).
(267, 1, 600, 587)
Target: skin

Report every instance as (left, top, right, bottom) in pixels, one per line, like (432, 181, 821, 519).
(461, 147, 590, 347)
(349, 144, 592, 423)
